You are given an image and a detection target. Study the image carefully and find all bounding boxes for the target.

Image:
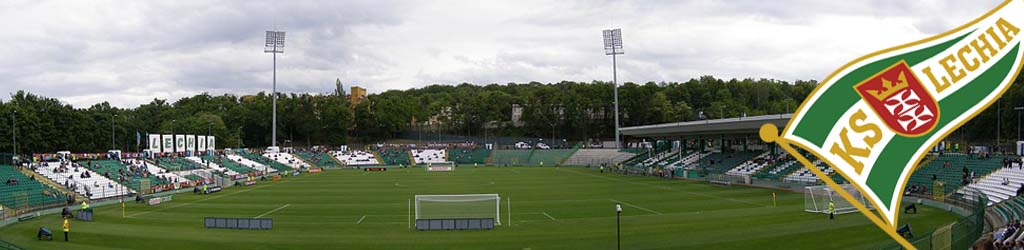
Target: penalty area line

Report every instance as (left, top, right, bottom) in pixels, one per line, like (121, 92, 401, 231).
(255, 204, 291, 218)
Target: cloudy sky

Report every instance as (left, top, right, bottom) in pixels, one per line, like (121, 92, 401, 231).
(0, 0, 1006, 108)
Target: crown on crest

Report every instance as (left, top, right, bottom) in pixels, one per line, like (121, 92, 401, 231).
(866, 71, 909, 100)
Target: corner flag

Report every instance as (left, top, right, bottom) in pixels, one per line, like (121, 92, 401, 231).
(761, 1, 1024, 249)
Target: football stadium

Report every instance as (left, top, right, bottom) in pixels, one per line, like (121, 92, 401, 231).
(4, 1, 1024, 250)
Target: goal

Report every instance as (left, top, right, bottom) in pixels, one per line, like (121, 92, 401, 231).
(415, 194, 501, 225)
(804, 184, 872, 214)
(426, 162, 455, 172)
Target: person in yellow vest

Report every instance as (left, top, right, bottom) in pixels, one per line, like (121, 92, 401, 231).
(203, 184, 208, 194)
(62, 217, 70, 241)
(81, 201, 90, 212)
(828, 200, 835, 220)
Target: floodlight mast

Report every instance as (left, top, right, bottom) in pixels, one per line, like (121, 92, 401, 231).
(603, 29, 623, 149)
(265, 31, 285, 147)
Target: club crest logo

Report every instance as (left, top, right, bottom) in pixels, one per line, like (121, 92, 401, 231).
(854, 61, 939, 136)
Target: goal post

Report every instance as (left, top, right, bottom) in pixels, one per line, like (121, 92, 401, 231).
(415, 194, 501, 225)
(804, 184, 872, 214)
(426, 162, 455, 172)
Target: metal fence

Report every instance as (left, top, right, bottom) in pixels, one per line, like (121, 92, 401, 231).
(877, 187, 986, 250)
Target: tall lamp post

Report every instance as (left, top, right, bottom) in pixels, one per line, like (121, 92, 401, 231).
(11, 109, 16, 160)
(111, 113, 117, 150)
(616, 203, 622, 250)
(603, 28, 623, 149)
(265, 30, 286, 147)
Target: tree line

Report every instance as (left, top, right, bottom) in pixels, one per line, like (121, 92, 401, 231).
(1, 74, 1022, 155)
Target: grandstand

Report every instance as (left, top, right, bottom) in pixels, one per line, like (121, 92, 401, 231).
(200, 155, 253, 174)
(411, 149, 447, 164)
(83, 160, 172, 192)
(783, 160, 836, 183)
(489, 150, 532, 165)
(753, 157, 802, 180)
(692, 150, 764, 174)
(907, 153, 1003, 195)
(561, 149, 634, 166)
(663, 151, 709, 170)
(331, 150, 379, 166)
(226, 154, 275, 173)
(34, 162, 130, 199)
(262, 152, 309, 169)
(0, 165, 65, 211)
(725, 152, 779, 176)
(449, 148, 490, 165)
(294, 151, 340, 168)
(374, 148, 410, 166)
(234, 149, 293, 172)
(962, 162, 1024, 205)
(487, 149, 576, 166)
(154, 157, 204, 172)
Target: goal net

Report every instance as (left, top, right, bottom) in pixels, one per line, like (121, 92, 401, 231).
(415, 194, 500, 225)
(804, 184, 872, 214)
(426, 162, 455, 172)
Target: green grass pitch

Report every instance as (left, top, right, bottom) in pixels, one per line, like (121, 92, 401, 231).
(0, 167, 957, 249)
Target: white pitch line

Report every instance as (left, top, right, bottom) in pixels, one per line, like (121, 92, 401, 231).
(542, 212, 556, 221)
(255, 204, 291, 218)
(357, 215, 367, 224)
(610, 199, 662, 215)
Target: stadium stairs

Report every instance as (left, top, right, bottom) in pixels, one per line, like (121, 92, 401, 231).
(0, 165, 66, 211)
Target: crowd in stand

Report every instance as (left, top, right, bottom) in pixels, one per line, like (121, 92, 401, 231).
(992, 220, 1024, 249)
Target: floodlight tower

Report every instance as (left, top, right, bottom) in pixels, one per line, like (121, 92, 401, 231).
(265, 30, 285, 147)
(603, 29, 624, 149)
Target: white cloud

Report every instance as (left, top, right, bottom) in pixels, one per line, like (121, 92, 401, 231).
(0, 0, 1006, 107)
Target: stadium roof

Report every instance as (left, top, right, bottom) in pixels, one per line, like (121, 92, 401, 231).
(619, 113, 793, 137)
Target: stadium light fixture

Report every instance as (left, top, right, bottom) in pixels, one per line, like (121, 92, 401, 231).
(603, 28, 623, 149)
(265, 30, 286, 147)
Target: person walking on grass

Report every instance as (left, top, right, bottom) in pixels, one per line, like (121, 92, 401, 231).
(62, 217, 70, 242)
